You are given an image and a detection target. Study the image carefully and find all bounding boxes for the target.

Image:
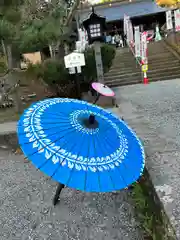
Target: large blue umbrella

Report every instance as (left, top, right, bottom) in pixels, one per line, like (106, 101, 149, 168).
(17, 98, 145, 193)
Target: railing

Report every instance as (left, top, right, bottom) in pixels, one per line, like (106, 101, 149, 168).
(161, 24, 180, 55)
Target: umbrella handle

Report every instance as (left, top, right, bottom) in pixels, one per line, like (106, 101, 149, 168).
(93, 93, 100, 104)
(53, 183, 65, 206)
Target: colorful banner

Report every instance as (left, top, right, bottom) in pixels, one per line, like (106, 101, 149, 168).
(129, 19, 134, 47)
(134, 26, 141, 57)
(166, 11, 173, 30)
(123, 14, 129, 37)
(141, 31, 148, 64)
(174, 9, 180, 32)
(78, 28, 88, 51)
(124, 15, 134, 47)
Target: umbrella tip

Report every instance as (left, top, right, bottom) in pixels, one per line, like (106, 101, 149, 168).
(89, 114, 95, 124)
(121, 117, 124, 121)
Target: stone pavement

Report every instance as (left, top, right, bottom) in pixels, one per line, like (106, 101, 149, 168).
(0, 121, 16, 135)
(0, 151, 143, 240)
(112, 79, 180, 239)
(0, 119, 143, 238)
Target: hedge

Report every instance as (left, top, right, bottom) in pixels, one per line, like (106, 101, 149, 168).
(27, 44, 115, 97)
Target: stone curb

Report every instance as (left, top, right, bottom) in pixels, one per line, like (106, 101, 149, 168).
(0, 121, 17, 136)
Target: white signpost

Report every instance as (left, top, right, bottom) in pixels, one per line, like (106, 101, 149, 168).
(64, 52, 86, 99)
(64, 52, 85, 69)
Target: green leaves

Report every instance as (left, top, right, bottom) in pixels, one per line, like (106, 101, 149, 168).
(3, 8, 21, 24)
(0, 19, 15, 41)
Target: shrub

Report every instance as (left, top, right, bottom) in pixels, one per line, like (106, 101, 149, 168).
(42, 59, 69, 85)
(26, 44, 115, 97)
(101, 44, 116, 73)
(0, 56, 7, 74)
(82, 44, 115, 84)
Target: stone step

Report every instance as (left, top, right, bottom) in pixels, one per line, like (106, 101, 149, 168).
(111, 59, 179, 71)
(105, 73, 180, 87)
(148, 53, 175, 60)
(107, 68, 141, 76)
(113, 58, 136, 64)
(114, 55, 177, 66)
(148, 56, 179, 63)
(148, 65, 180, 74)
(105, 66, 180, 81)
(114, 56, 137, 63)
(107, 65, 180, 77)
(111, 64, 138, 70)
(104, 73, 142, 83)
(149, 60, 180, 69)
(110, 65, 138, 71)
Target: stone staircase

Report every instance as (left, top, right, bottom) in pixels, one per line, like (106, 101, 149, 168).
(104, 48, 142, 87)
(147, 41, 180, 81)
(105, 40, 180, 87)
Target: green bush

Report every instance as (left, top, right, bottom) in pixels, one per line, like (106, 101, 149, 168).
(26, 44, 115, 97)
(82, 44, 115, 84)
(42, 59, 69, 85)
(26, 59, 69, 85)
(101, 44, 116, 73)
(0, 56, 7, 74)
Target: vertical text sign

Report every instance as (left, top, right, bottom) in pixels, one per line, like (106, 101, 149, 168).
(134, 26, 141, 57)
(166, 11, 173, 30)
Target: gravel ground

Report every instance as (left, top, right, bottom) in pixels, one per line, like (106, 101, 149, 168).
(113, 79, 180, 238)
(0, 147, 143, 240)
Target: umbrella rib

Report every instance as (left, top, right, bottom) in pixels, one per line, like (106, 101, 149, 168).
(64, 133, 87, 187)
(50, 133, 84, 178)
(94, 131, 117, 190)
(101, 135, 128, 187)
(44, 101, 86, 118)
(23, 127, 79, 160)
(40, 111, 72, 119)
(18, 120, 71, 128)
(18, 123, 72, 136)
(91, 131, 101, 191)
(37, 138, 71, 171)
(19, 126, 74, 146)
(83, 135, 91, 192)
(103, 134, 139, 185)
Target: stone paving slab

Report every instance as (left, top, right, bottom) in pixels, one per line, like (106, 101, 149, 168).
(111, 79, 180, 239)
(0, 121, 16, 135)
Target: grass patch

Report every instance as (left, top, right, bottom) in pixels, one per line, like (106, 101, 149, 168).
(132, 168, 176, 240)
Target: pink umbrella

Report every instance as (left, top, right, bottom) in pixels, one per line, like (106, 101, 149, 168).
(92, 82, 115, 97)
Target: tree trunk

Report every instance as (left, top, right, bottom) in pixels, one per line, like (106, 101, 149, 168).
(1, 39, 8, 66)
(1, 39, 7, 58)
(6, 44, 22, 113)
